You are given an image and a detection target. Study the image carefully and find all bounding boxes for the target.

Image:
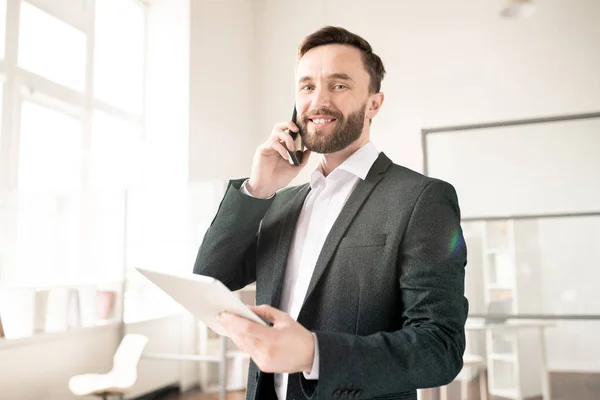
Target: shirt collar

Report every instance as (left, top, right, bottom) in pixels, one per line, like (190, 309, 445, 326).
(336, 141, 380, 180)
(310, 142, 380, 188)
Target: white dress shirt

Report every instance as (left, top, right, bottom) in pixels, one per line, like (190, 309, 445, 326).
(241, 141, 380, 400)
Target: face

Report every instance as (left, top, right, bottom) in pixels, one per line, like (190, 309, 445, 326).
(295, 44, 383, 154)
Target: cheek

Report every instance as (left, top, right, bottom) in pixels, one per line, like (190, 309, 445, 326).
(295, 98, 311, 115)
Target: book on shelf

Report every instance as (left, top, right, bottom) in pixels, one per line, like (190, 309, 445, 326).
(67, 288, 82, 328)
(45, 288, 69, 333)
(34, 289, 50, 333)
(79, 287, 98, 327)
(97, 290, 116, 321)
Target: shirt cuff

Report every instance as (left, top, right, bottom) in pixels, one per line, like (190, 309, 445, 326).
(239, 179, 275, 199)
(303, 333, 319, 380)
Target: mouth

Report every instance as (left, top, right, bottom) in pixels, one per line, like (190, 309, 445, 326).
(308, 117, 337, 128)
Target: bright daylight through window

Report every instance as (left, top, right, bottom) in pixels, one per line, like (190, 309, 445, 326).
(0, 0, 149, 339)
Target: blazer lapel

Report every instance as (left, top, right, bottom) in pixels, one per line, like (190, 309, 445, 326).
(300, 153, 392, 309)
(268, 183, 311, 308)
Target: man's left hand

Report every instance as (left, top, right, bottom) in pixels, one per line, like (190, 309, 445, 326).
(216, 304, 315, 374)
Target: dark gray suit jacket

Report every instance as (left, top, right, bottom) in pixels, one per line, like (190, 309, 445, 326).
(194, 153, 468, 400)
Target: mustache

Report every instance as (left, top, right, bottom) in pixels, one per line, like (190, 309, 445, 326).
(301, 108, 344, 121)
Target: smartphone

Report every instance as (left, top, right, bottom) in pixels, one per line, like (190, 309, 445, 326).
(287, 106, 305, 166)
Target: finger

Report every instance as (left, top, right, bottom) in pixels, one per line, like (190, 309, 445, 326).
(229, 331, 262, 356)
(274, 130, 295, 153)
(219, 312, 275, 341)
(269, 138, 290, 161)
(274, 120, 299, 133)
(249, 304, 289, 324)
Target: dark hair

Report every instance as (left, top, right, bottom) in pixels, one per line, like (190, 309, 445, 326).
(298, 26, 386, 93)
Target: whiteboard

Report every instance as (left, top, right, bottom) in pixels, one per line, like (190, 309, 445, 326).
(425, 118, 600, 218)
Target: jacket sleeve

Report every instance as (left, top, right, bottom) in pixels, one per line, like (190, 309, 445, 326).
(193, 178, 274, 291)
(305, 180, 468, 398)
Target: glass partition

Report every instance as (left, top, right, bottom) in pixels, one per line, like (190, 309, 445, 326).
(423, 112, 600, 400)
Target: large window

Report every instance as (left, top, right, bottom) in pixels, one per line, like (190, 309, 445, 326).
(18, 101, 82, 191)
(90, 110, 142, 188)
(94, 0, 145, 113)
(0, 0, 147, 338)
(18, 1, 87, 91)
(0, 0, 6, 59)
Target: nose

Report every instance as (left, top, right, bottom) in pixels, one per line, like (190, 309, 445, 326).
(311, 85, 332, 109)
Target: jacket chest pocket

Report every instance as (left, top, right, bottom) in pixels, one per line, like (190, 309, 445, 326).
(339, 233, 387, 249)
(334, 233, 388, 280)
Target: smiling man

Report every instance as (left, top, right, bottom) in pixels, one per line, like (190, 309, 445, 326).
(194, 26, 468, 400)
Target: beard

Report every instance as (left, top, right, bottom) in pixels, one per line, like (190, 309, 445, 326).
(297, 103, 367, 154)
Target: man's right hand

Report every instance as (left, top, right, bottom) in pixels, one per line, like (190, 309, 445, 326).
(246, 121, 312, 198)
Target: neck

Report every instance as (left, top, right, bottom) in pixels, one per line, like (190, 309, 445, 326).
(319, 135, 369, 177)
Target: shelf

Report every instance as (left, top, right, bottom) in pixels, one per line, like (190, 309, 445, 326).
(490, 353, 517, 363)
(487, 284, 514, 291)
(490, 388, 520, 399)
(481, 219, 544, 399)
(0, 320, 120, 349)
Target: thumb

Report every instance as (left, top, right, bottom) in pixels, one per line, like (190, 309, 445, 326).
(249, 304, 287, 324)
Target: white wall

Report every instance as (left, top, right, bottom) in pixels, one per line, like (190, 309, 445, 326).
(188, 0, 257, 182)
(144, 0, 190, 187)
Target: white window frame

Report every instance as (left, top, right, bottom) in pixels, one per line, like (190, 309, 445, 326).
(0, 0, 147, 190)
(0, 0, 148, 292)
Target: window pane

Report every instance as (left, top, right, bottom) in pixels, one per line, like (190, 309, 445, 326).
(18, 1, 86, 91)
(94, 0, 145, 113)
(18, 101, 82, 191)
(0, 83, 4, 151)
(78, 190, 126, 284)
(15, 191, 81, 286)
(0, 0, 6, 59)
(90, 111, 142, 188)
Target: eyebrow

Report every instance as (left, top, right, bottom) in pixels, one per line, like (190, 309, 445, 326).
(298, 73, 355, 84)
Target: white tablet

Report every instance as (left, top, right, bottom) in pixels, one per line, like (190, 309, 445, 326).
(135, 267, 266, 336)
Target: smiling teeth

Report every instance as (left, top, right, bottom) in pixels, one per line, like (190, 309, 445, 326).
(313, 119, 332, 124)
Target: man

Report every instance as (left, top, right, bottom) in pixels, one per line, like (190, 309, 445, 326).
(194, 26, 468, 400)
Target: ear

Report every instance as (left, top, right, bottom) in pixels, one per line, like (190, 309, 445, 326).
(366, 92, 384, 120)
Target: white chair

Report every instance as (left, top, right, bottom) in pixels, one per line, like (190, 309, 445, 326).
(69, 334, 149, 400)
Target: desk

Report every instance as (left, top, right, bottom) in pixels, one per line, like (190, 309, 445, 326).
(465, 319, 555, 400)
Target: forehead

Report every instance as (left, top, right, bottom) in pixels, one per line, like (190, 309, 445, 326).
(296, 44, 369, 83)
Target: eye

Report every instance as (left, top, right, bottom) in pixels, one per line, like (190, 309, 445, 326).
(333, 84, 347, 90)
(300, 85, 314, 92)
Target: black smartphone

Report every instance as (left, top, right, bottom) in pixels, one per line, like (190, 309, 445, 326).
(287, 106, 305, 166)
